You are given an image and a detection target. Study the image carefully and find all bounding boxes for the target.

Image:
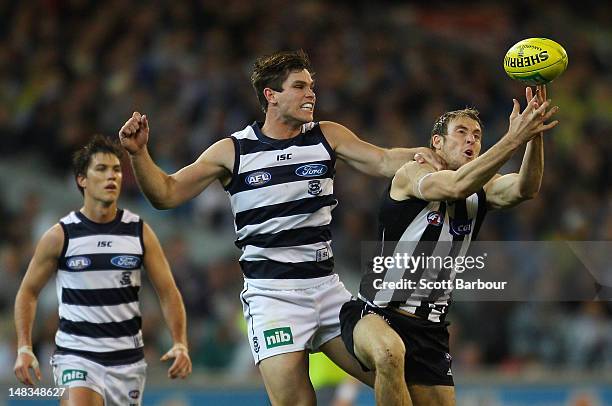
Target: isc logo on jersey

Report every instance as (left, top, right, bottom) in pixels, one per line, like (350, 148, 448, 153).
(245, 171, 272, 187)
(67, 256, 91, 270)
(111, 255, 141, 269)
(295, 164, 327, 177)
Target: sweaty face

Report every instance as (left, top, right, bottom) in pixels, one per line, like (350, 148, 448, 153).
(79, 153, 122, 204)
(270, 69, 316, 125)
(435, 117, 482, 170)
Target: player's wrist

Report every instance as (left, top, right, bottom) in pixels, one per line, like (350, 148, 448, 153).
(171, 343, 189, 352)
(128, 146, 148, 158)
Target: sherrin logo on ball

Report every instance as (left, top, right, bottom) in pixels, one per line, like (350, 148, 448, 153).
(504, 38, 568, 85)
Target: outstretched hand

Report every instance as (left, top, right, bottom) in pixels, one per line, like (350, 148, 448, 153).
(508, 89, 559, 144)
(160, 343, 192, 379)
(526, 85, 547, 138)
(119, 112, 149, 155)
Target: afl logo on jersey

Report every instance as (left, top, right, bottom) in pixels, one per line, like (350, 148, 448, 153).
(67, 256, 91, 270)
(295, 164, 327, 177)
(111, 255, 141, 269)
(245, 171, 272, 187)
(426, 211, 443, 226)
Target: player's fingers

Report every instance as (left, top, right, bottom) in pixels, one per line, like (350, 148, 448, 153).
(537, 84, 546, 102)
(141, 114, 148, 131)
(510, 99, 520, 117)
(525, 87, 533, 103)
(533, 100, 550, 117)
(34, 364, 42, 381)
(22, 368, 34, 386)
(522, 95, 539, 116)
(537, 120, 559, 133)
(542, 105, 559, 121)
(414, 153, 425, 164)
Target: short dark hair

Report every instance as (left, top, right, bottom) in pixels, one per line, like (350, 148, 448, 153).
(430, 108, 483, 148)
(251, 50, 311, 113)
(72, 134, 124, 195)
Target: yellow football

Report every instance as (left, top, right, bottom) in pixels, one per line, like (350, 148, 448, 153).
(504, 38, 568, 85)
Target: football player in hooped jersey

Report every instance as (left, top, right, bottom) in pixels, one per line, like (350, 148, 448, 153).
(13, 135, 191, 406)
(118, 49, 445, 405)
(339, 86, 558, 405)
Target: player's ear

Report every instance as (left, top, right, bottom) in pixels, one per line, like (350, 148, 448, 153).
(263, 88, 277, 107)
(77, 174, 86, 190)
(431, 134, 444, 151)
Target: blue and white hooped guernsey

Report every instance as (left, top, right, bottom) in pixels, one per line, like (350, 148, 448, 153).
(225, 121, 338, 285)
(55, 209, 144, 366)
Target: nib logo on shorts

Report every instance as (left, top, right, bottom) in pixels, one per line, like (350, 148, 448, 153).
(62, 369, 87, 384)
(263, 327, 293, 349)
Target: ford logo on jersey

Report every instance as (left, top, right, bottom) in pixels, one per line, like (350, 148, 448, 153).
(449, 218, 472, 236)
(111, 255, 141, 269)
(245, 171, 272, 187)
(66, 256, 91, 270)
(295, 164, 327, 177)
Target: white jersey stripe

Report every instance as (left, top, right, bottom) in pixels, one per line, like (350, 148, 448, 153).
(232, 126, 258, 141)
(57, 270, 141, 290)
(60, 302, 141, 324)
(240, 241, 333, 263)
(236, 206, 332, 241)
(55, 330, 143, 352)
(372, 202, 437, 306)
(230, 178, 334, 214)
(239, 144, 332, 174)
(65, 235, 142, 257)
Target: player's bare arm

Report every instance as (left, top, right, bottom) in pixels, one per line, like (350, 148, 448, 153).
(391, 94, 558, 202)
(14, 224, 63, 386)
(119, 112, 234, 209)
(485, 86, 548, 209)
(142, 222, 192, 379)
(319, 121, 446, 176)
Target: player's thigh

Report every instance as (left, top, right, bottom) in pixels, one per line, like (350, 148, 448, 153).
(408, 384, 455, 406)
(258, 351, 315, 406)
(319, 336, 374, 387)
(61, 387, 104, 406)
(353, 313, 405, 370)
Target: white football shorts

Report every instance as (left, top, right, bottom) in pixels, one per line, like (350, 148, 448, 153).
(240, 273, 352, 364)
(51, 353, 146, 405)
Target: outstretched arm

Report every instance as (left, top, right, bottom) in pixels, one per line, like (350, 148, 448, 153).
(319, 121, 446, 177)
(391, 93, 557, 202)
(142, 223, 192, 379)
(485, 86, 548, 209)
(119, 112, 233, 209)
(14, 224, 63, 386)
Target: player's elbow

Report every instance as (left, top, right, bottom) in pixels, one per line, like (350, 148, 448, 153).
(517, 183, 541, 201)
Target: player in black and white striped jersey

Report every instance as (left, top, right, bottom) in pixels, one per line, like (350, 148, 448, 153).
(14, 135, 191, 405)
(118, 50, 446, 405)
(340, 86, 559, 405)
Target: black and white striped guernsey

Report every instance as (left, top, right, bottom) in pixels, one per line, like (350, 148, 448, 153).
(55, 209, 144, 366)
(224, 121, 337, 281)
(359, 186, 487, 322)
